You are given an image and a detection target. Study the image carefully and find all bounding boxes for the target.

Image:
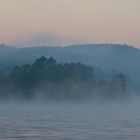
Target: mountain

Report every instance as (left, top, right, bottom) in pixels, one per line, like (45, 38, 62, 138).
(0, 44, 140, 83)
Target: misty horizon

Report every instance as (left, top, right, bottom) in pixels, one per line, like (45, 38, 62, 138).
(0, 0, 140, 139)
(0, 0, 140, 47)
(0, 34, 140, 48)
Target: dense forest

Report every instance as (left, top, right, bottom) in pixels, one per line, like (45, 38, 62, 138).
(0, 56, 127, 101)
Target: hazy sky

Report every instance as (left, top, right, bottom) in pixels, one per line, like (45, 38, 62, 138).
(0, 0, 140, 47)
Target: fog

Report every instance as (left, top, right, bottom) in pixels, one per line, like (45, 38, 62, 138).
(1, 97, 140, 139)
(0, 44, 140, 139)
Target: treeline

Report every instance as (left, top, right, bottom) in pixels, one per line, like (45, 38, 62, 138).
(0, 56, 127, 101)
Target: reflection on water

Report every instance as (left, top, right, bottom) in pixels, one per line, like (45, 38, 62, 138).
(0, 102, 140, 140)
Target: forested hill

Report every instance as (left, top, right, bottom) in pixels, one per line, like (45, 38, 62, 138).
(0, 44, 140, 83)
(0, 56, 127, 101)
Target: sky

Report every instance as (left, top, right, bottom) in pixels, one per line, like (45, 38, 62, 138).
(0, 0, 140, 47)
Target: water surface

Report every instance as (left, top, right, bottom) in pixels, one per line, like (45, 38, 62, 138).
(0, 102, 140, 140)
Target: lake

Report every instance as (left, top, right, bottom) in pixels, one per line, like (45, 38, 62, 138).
(0, 101, 140, 140)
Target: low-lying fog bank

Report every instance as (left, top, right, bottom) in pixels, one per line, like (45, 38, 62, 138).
(0, 56, 139, 103)
(1, 95, 140, 140)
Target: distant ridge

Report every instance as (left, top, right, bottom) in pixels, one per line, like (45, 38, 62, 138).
(0, 44, 140, 83)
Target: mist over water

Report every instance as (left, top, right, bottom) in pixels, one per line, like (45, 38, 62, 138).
(0, 0, 140, 138)
(0, 45, 140, 139)
(0, 98, 140, 140)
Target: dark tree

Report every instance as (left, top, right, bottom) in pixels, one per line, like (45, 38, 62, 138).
(0, 56, 128, 101)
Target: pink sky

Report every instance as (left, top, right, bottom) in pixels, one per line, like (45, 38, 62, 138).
(0, 0, 140, 47)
